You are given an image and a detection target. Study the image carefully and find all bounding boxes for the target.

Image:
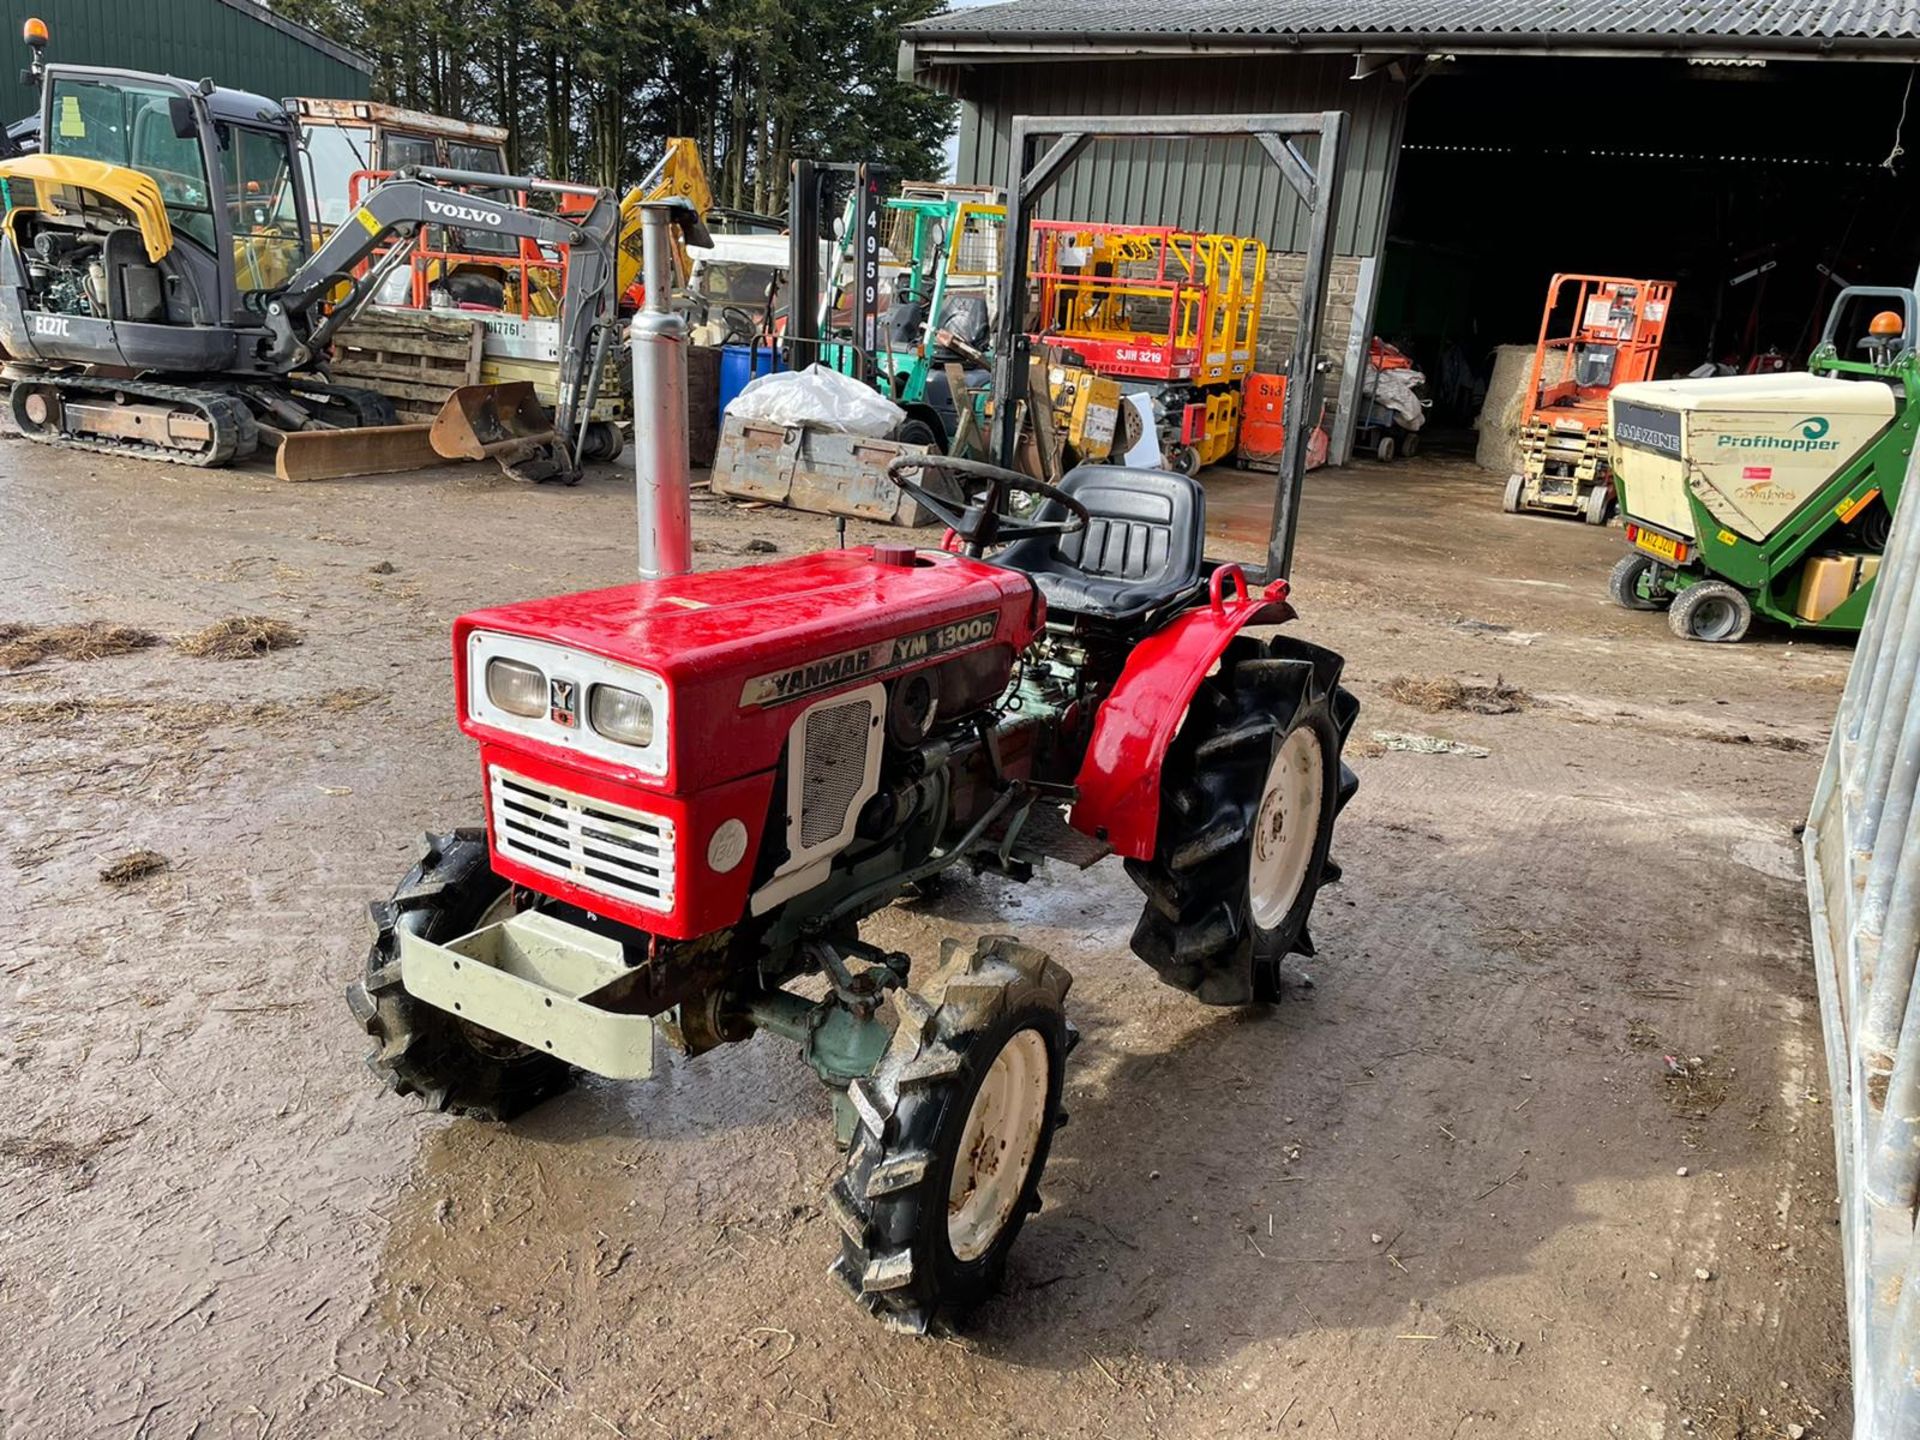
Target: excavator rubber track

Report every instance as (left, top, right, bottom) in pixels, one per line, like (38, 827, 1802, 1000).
(9, 375, 258, 467)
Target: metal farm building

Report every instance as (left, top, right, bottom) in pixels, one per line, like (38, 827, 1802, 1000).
(903, 1, 1920, 462)
(0, 0, 370, 103)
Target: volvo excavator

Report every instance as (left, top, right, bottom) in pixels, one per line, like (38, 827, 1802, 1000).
(0, 55, 626, 480)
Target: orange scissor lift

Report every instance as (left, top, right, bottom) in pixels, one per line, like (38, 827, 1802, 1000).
(1029, 221, 1266, 474)
(1502, 273, 1674, 524)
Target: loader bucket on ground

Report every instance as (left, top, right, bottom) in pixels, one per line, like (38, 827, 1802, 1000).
(429, 382, 560, 466)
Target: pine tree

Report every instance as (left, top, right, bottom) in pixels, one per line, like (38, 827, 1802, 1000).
(269, 0, 955, 197)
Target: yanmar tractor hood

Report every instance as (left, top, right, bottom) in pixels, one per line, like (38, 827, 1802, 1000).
(453, 546, 1042, 792)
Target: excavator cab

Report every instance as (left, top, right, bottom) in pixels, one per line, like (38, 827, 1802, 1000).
(22, 65, 313, 347)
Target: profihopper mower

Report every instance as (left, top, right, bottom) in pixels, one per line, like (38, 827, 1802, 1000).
(1606, 286, 1913, 642)
(350, 115, 1360, 1334)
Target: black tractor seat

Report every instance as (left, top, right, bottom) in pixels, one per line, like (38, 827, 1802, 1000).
(994, 464, 1207, 623)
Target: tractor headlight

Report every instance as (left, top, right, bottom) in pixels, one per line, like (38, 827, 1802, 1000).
(486, 657, 547, 718)
(589, 684, 655, 747)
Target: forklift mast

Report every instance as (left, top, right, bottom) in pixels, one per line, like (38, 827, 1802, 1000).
(786, 158, 886, 383)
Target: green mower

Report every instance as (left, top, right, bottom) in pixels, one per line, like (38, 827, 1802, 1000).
(1606, 286, 1915, 642)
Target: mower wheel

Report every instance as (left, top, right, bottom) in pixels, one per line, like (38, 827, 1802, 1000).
(1583, 486, 1612, 526)
(346, 829, 572, 1120)
(1608, 551, 1667, 611)
(1668, 580, 1753, 644)
(1125, 635, 1359, 1005)
(1502, 473, 1525, 514)
(828, 935, 1072, 1335)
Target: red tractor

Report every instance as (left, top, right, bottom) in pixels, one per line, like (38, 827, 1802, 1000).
(349, 452, 1358, 1332)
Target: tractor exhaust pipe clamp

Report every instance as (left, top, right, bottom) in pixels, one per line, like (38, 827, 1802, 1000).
(630, 201, 693, 580)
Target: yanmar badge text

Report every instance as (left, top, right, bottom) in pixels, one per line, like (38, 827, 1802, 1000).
(740, 613, 999, 707)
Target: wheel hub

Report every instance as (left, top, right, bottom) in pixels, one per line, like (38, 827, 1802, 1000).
(1695, 598, 1738, 640)
(947, 1027, 1050, 1262)
(1249, 727, 1324, 930)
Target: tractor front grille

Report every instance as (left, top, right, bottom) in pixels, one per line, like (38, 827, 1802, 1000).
(488, 765, 676, 913)
(799, 696, 876, 850)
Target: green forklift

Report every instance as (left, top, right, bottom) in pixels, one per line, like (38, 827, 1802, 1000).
(812, 183, 1007, 451)
(1606, 286, 1915, 642)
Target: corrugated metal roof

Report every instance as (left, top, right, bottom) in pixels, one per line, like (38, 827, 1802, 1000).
(910, 0, 1920, 44)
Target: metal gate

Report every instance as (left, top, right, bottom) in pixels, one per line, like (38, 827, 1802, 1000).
(990, 111, 1349, 582)
(1804, 449, 1920, 1436)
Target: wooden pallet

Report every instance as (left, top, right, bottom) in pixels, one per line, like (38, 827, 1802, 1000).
(330, 306, 629, 425)
(329, 308, 485, 425)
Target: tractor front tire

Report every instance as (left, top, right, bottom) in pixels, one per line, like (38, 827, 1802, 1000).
(346, 829, 573, 1120)
(1608, 552, 1667, 611)
(1668, 580, 1753, 644)
(828, 935, 1071, 1335)
(1126, 635, 1359, 1006)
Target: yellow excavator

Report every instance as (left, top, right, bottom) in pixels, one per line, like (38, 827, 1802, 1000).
(508, 137, 714, 318)
(0, 49, 629, 478)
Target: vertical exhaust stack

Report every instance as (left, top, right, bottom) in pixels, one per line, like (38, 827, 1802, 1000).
(631, 201, 693, 580)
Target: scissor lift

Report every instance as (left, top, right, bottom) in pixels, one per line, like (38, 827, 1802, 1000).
(1029, 221, 1267, 474)
(1502, 273, 1674, 524)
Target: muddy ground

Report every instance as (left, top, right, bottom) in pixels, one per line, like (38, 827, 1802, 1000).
(0, 445, 1852, 1439)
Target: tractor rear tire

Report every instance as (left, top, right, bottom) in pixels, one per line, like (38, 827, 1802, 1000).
(1502, 473, 1525, 514)
(1668, 580, 1753, 644)
(346, 829, 573, 1120)
(828, 935, 1072, 1335)
(1608, 552, 1666, 611)
(1125, 635, 1359, 1006)
(1583, 486, 1612, 526)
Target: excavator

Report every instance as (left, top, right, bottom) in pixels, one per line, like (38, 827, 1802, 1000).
(487, 136, 714, 321)
(0, 41, 630, 480)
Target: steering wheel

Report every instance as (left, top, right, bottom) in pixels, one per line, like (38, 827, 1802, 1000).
(722, 306, 759, 343)
(886, 454, 1091, 555)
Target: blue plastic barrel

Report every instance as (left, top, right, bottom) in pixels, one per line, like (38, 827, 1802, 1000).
(719, 342, 784, 419)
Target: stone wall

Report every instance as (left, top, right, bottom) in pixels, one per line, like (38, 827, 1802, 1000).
(1254, 253, 1364, 428)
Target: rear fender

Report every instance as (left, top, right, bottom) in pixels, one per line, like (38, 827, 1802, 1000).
(1069, 566, 1295, 860)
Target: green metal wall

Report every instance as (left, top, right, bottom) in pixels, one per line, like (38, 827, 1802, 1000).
(953, 54, 1405, 258)
(0, 0, 370, 108)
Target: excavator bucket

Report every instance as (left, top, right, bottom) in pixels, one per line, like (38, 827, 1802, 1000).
(429, 382, 563, 476)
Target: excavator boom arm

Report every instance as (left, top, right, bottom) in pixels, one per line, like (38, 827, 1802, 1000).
(263, 167, 619, 450)
(615, 138, 714, 297)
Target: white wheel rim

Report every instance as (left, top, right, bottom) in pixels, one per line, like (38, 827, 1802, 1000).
(947, 1028, 1050, 1262)
(1248, 726, 1325, 930)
